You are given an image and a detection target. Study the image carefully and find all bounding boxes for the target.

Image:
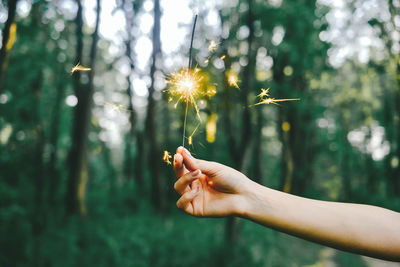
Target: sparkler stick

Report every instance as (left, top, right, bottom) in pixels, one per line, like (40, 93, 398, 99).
(182, 14, 198, 148)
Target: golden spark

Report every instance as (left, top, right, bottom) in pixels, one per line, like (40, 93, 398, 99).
(71, 62, 91, 74)
(250, 88, 300, 107)
(208, 40, 219, 52)
(226, 71, 239, 89)
(188, 122, 200, 146)
(163, 150, 172, 165)
(165, 68, 205, 121)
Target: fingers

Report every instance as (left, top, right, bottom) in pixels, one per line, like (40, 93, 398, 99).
(173, 153, 185, 178)
(177, 146, 214, 175)
(176, 187, 199, 215)
(174, 169, 202, 195)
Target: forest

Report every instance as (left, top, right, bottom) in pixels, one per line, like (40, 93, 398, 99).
(1, 0, 400, 266)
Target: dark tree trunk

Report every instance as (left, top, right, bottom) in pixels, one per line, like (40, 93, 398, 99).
(47, 58, 68, 206)
(66, 0, 101, 216)
(0, 0, 18, 94)
(144, 0, 164, 211)
(224, 0, 257, 247)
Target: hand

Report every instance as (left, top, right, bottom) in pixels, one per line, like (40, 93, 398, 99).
(173, 146, 252, 217)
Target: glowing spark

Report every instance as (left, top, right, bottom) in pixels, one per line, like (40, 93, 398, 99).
(206, 85, 217, 97)
(257, 88, 270, 99)
(165, 68, 205, 120)
(188, 123, 200, 146)
(250, 88, 300, 107)
(208, 40, 219, 52)
(104, 101, 133, 113)
(208, 180, 214, 186)
(227, 71, 239, 89)
(163, 150, 172, 165)
(71, 62, 91, 73)
(220, 55, 226, 60)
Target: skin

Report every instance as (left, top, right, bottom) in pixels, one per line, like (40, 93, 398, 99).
(173, 146, 400, 262)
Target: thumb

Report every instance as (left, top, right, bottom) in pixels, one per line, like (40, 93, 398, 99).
(178, 147, 215, 175)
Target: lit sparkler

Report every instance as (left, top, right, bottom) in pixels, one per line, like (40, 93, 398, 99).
(165, 14, 204, 148)
(71, 62, 91, 74)
(165, 68, 205, 120)
(250, 88, 300, 106)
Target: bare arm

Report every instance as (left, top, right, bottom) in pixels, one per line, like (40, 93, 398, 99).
(173, 147, 400, 261)
(240, 180, 400, 261)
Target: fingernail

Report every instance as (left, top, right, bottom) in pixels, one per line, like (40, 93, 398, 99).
(192, 187, 199, 194)
(191, 169, 201, 177)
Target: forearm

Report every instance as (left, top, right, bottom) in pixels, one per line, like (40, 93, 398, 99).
(238, 180, 400, 261)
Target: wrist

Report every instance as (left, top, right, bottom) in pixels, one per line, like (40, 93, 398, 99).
(233, 179, 261, 218)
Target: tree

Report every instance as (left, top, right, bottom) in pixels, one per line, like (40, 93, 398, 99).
(0, 0, 18, 95)
(66, 0, 101, 216)
(144, 0, 164, 211)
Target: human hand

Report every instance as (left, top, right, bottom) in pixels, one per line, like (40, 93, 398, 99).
(173, 146, 253, 217)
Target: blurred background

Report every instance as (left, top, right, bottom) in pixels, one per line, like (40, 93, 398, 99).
(1, 0, 400, 266)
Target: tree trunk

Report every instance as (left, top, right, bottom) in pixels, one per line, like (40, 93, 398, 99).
(225, 0, 257, 247)
(66, 0, 101, 216)
(47, 63, 66, 206)
(144, 0, 164, 211)
(122, 2, 140, 184)
(0, 0, 18, 94)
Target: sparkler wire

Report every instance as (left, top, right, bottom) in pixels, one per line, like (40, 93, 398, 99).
(182, 14, 198, 147)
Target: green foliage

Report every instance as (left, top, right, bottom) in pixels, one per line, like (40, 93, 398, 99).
(1, 0, 400, 266)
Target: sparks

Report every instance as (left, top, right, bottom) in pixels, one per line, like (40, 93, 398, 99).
(250, 88, 300, 106)
(165, 68, 205, 121)
(227, 71, 239, 89)
(163, 150, 172, 165)
(71, 62, 91, 73)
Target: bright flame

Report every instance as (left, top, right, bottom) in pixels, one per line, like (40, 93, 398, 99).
(165, 68, 205, 120)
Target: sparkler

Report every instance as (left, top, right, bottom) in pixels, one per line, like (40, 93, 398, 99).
(71, 62, 91, 74)
(250, 88, 300, 106)
(165, 15, 203, 148)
